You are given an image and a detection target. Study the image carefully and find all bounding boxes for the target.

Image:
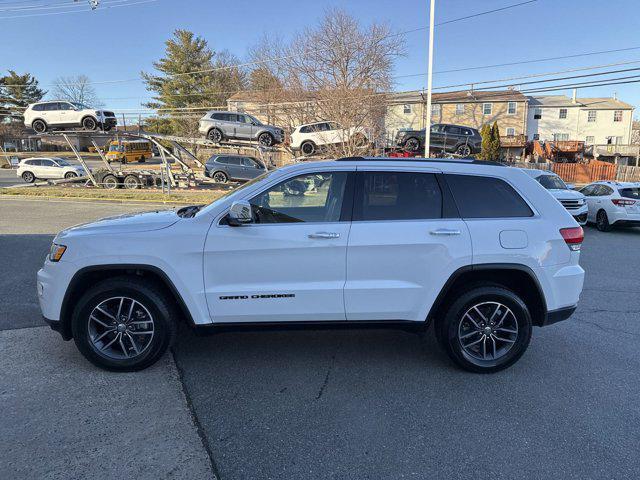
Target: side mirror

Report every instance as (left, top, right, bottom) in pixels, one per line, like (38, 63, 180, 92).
(228, 200, 253, 226)
(566, 183, 575, 190)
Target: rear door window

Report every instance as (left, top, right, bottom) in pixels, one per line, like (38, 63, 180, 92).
(444, 126, 462, 135)
(353, 171, 442, 221)
(619, 188, 640, 200)
(224, 156, 242, 165)
(446, 174, 533, 218)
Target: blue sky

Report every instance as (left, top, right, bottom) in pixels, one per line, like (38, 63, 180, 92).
(2, 0, 639, 119)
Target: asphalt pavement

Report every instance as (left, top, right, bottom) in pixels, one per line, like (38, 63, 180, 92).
(1, 197, 639, 479)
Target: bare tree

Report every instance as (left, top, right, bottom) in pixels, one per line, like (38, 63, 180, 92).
(51, 75, 103, 107)
(248, 9, 405, 157)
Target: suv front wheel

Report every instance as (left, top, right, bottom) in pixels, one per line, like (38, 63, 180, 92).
(71, 277, 177, 371)
(435, 285, 532, 373)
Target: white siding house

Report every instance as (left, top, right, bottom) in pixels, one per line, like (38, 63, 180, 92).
(526, 95, 634, 145)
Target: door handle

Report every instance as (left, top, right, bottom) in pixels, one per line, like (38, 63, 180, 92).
(308, 232, 340, 239)
(430, 228, 461, 236)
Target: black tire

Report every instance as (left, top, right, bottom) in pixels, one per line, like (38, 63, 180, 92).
(258, 132, 274, 147)
(456, 144, 472, 156)
(207, 128, 223, 143)
(71, 276, 177, 372)
(435, 286, 532, 373)
(22, 171, 35, 183)
(404, 137, 421, 152)
(301, 141, 316, 156)
(212, 171, 228, 183)
(123, 174, 141, 189)
(82, 116, 98, 131)
(102, 174, 119, 189)
(139, 155, 146, 163)
(64, 172, 78, 180)
(32, 119, 47, 134)
(596, 209, 612, 232)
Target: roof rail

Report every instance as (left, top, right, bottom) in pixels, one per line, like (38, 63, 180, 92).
(334, 156, 505, 167)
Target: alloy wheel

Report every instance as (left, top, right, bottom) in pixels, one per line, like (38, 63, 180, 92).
(259, 133, 273, 147)
(213, 172, 228, 183)
(457, 301, 518, 361)
(457, 145, 471, 156)
(87, 296, 155, 360)
(405, 138, 420, 152)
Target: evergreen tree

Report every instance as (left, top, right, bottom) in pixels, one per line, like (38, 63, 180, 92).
(479, 123, 492, 160)
(490, 121, 502, 160)
(141, 29, 246, 135)
(0, 71, 46, 123)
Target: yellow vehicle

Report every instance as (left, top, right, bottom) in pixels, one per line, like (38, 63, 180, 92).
(105, 140, 152, 164)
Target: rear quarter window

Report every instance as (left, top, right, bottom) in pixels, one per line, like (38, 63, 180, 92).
(445, 174, 533, 218)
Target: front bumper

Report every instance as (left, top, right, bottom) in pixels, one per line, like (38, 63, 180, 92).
(101, 117, 117, 128)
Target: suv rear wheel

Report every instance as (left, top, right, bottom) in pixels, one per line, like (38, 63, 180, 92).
(596, 210, 612, 232)
(456, 144, 472, 156)
(435, 285, 532, 373)
(64, 172, 78, 179)
(22, 171, 35, 183)
(404, 137, 421, 152)
(301, 141, 316, 156)
(207, 128, 223, 143)
(212, 171, 228, 183)
(71, 277, 177, 371)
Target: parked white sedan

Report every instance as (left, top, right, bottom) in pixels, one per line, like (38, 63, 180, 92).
(579, 181, 640, 231)
(17, 157, 87, 183)
(290, 121, 368, 156)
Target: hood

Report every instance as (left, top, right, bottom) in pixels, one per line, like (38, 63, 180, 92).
(547, 188, 585, 201)
(58, 209, 180, 238)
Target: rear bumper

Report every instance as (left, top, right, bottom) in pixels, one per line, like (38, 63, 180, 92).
(541, 305, 577, 326)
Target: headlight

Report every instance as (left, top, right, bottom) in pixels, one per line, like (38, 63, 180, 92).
(49, 243, 66, 262)
(397, 131, 407, 138)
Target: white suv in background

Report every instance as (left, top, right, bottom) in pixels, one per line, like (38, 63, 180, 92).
(16, 157, 87, 183)
(580, 181, 640, 231)
(23, 101, 117, 133)
(290, 121, 369, 156)
(522, 169, 588, 225)
(37, 157, 584, 374)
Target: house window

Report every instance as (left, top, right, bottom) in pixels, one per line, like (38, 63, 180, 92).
(507, 102, 517, 115)
(614, 110, 623, 122)
(483, 103, 492, 115)
(505, 127, 515, 136)
(587, 110, 597, 122)
(403, 104, 412, 114)
(585, 136, 595, 144)
(533, 108, 542, 119)
(456, 104, 465, 114)
(616, 136, 623, 145)
(553, 133, 569, 141)
(431, 104, 441, 115)
(559, 108, 567, 119)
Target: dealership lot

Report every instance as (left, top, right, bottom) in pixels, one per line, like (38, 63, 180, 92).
(1, 197, 639, 479)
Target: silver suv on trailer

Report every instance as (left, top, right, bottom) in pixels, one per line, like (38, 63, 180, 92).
(198, 111, 285, 147)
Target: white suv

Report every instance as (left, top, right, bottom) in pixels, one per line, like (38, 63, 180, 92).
(38, 158, 584, 373)
(290, 121, 369, 156)
(17, 157, 87, 183)
(522, 169, 588, 225)
(23, 101, 117, 133)
(579, 181, 640, 231)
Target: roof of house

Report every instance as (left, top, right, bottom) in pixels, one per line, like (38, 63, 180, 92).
(529, 95, 633, 110)
(387, 89, 527, 104)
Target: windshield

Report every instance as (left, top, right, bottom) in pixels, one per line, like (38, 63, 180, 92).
(536, 174, 567, 190)
(247, 114, 262, 126)
(71, 102, 90, 110)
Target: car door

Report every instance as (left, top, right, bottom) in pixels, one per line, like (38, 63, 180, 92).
(313, 122, 330, 146)
(240, 157, 264, 180)
(57, 102, 75, 125)
(221, 156, 245, 180)
(38, 159, 59, 179)
(42, 103, 61, 125)
(344, 168, 472, 321)
(429, 124, 446, 151)
(235, 114, 254, 140)
(443, 125, 463, 151)
(203, 167, 355, 323)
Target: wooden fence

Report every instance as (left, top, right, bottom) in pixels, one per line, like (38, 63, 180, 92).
(512, 160, 640, 184)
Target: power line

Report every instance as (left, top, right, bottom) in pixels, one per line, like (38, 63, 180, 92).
(0, 0, 156, 18)
(1, 0, 537, 87)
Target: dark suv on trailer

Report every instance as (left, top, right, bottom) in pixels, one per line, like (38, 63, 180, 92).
(395, 123, 482, 156)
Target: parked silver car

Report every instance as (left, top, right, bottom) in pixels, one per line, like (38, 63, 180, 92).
(198, 111, 285, 147)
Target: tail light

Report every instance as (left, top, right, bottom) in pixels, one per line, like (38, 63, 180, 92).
(560, 227, 584, 251)
(612, 198, 636, 206)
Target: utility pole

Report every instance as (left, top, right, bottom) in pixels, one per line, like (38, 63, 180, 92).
(424, 0, 436, 158)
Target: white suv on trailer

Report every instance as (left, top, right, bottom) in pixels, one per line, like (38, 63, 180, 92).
(38, 157, 585, 373)
(23, 101, 117, 133)
(579, 181, 640, 231)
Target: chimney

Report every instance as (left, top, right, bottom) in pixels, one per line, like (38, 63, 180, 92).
(613, 91, 617, 100)
(571, 89, 577, 103)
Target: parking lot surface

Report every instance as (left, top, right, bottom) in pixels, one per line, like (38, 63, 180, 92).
(1, 197, 639, 479)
